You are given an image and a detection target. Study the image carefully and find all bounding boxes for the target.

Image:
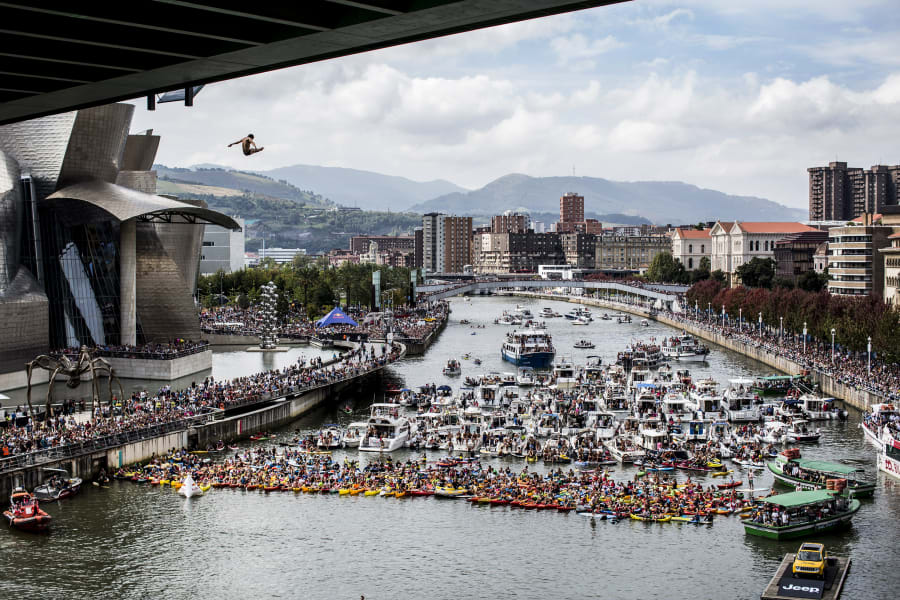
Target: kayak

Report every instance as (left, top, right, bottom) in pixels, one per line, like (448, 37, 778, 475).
(711, 470, 733, 477)
(717, 481, 741, 489)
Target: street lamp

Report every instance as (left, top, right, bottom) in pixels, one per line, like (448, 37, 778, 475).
(779, 316, 783, 340)
(867, 336, 872, 374)
(722, 304, 726, 328)
(739, 307, 742, 331)
(831, 328, 836, 364)
(695, 300, 698, 319)
(802, 321, 807, 354)
(707, 302, 711, 322)
(758, 312, 762, 336)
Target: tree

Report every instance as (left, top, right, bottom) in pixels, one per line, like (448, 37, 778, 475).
(773, 276, 795, 289)
(691, 256, 711, 283)
(711, 269, 727, 284)
(797, 270, 827, 293)
(735, 257, 775, 288)
(646, 252, 687, 283)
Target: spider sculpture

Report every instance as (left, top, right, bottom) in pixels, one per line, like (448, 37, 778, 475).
(25, 346, 124, 418)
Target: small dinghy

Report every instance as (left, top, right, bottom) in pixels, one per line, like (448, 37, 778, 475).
(178, 474, 204, 498)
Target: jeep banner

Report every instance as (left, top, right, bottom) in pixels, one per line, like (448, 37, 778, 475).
(778, 577, 824, 599)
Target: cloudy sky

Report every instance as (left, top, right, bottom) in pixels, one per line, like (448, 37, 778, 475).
(132, 0, 900, 210)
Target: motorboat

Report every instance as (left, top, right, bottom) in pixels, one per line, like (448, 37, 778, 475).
(660, 334, 709, 362)
(443, 359, 461, 377)
(513, 305, 534, 320)
(4, 488, 51, 532)
(572, 316, 590, 326)
(584, 355, 604, 381)
(721, 378, 760, 422)
(178, 474, 204, 498)
(501, 328, 556, 368)
(786, 419, 821, 443)
(32, 468, 82, 502)
(343, 422, 366, 448)
(573, 339, 594, 349)
(516, 367, 536, 387)
(757, 420, 794, 445)
(316, 424, 344, 449)
(552, 357, 578, 390)
(640, 319, 649, 327)
(799, 392, 838, 421)
(742, 490, 859, 540)
(687, 378, 724, 420)
(499, 372, 517, 387)
(539, 307, 557, 318)
(359, 403, 413, 452)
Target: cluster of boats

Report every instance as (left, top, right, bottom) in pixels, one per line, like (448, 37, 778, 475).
(3, 468, 83, 533)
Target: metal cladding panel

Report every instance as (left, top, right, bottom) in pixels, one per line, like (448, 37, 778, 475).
(57, 104, 133, 187)
(46, 179, 241, 229)
(116, 170, 158, 194)
(0, 151, 22, 292)
(153, 221, 204, 296)
(135, 224, 201, 342)
(121, 134, 160, 171)
(0, 267, 49, 374)
(0, 112, 76, 199)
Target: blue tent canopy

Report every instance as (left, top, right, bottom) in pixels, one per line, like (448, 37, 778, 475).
(316, 307, 358, 328)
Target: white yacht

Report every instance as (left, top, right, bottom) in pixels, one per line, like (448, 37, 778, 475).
(660, 333, 709, 362)
(862, 403, 899, 445)
(343, 422, 366, 448)
(721, 378, 760, 422)
(687, 378, 723, 419)
(552, 356, 578, 390)
(358, 403, 413, 452)
(800, 393, 837, 420)
(637, 417, 670, 452)
(516, 367, 537, 387)
(627, 359, 652, 392)
(786, 419, 821, 443)
(681, 419, 707, 443)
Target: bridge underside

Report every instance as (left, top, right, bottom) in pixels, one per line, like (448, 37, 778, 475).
(0, 0, 627, 125)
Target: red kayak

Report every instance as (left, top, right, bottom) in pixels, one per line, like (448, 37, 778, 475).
(717, 482, 741, 489)
(410, 490, 433, 496)
(4, 489, 51, 533)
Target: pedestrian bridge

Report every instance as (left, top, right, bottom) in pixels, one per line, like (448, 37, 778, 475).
(418, 279, 687, 310)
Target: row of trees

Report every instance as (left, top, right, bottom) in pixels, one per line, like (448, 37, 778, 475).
(198, 260, 417, 319)
(685, 279, 900, 362)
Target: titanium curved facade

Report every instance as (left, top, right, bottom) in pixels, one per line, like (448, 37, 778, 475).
(0, 103, 239, 374)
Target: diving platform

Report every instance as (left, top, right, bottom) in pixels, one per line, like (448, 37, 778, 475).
(761, 554, 850, 600)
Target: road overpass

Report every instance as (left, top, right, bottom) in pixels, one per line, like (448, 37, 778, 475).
(0, 1, 628, 125)
(418, 279, 688, 309)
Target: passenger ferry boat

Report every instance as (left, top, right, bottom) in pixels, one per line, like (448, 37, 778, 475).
(878, 425, 900, 480)
(500, 328, 555, 368)
(742, 490, 860, 540)
(660, 334, 709, 362)
(358, 403, 413, 452)
(768, 452, 876, 498)
(750, 374, 809, 397)
(721, 378, 760, 422)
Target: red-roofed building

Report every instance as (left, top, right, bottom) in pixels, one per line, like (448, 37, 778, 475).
(710, 221, 819, 285)
(671, 228, 711, 270)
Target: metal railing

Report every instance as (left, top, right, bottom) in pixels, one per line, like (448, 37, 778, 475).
(52, 342, 211, 361)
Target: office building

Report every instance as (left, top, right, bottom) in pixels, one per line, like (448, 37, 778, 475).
(595, 234, 671, 272)
(256, 247, 306, 265)
(421, 213, 472, 273)
(671, 228, 711, 270)
(773, 230, 829, 284)
(560, 233, 597, 268)
(809, 161, 900, 221)
(559, 192, 584, 224)
(0, 103, 239, 374)
(474, 231, 564, 274)
(349, 235, 414, 255)
(827, 213, 899, 296)
(710, 221, 818, 285)
(491, 213, 530, 234)
(200, 218, 245, 275)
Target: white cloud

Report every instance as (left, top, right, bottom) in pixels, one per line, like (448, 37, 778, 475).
(550, 34, 623, 66)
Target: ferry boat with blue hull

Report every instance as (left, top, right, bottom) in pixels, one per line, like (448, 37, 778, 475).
(501, 329, 555, 368)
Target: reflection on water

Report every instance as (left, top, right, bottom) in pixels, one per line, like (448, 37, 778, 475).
(0, 296, 898, 599)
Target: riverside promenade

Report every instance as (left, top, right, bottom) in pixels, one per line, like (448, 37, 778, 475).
(510, 290, 884, 412)
(0, 341, 404, 498)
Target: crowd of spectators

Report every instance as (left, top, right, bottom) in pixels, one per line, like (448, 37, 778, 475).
(199, 301, 450, 344)
(663, 308, 900, 402)
(1, 343, 400, 463)
(53, 340, 210, 361)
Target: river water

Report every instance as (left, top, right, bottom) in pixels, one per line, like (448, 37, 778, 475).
(2, 296, 898, 599)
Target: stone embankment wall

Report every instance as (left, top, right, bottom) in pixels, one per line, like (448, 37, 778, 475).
(514, 291, 880, 412)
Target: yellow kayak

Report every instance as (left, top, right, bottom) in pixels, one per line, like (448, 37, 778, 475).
(292, 487, 302, 493)
(172, 482, 183, 490)
(339, 489, 351, 495)
(199, 484, 211, 492)
(160, 479, 170, 486)
(712, 470, 733, 477)
(364, 489, 380, 496)
(349, 489, 362, 496)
